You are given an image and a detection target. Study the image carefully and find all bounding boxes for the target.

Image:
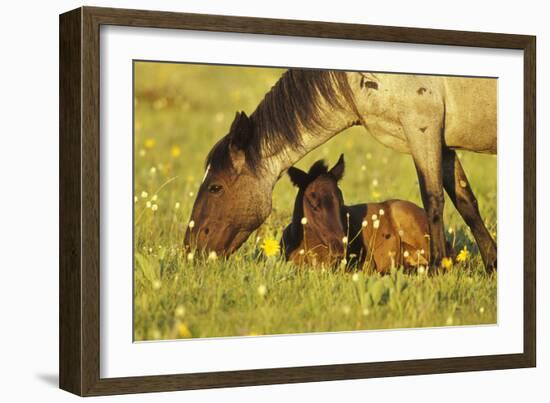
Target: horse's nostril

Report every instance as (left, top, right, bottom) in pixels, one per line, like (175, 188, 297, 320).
(204, 228, 210, 235)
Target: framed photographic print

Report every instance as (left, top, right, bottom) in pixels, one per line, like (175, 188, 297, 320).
(59, 6, 536, 396)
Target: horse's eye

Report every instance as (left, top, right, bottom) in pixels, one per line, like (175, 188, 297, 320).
(208, 184, 223, 194)
(310, 192, 317, 199)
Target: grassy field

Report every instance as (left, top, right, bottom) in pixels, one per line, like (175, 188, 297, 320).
(133, 62, 497, 341)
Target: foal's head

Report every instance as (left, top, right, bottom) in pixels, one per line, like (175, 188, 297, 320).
(288, 154, 347, 256)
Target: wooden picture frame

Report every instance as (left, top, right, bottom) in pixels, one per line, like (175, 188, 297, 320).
(59, 6, 536, 396)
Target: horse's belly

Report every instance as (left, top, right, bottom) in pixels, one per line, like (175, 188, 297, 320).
(444, 77, 497, 153)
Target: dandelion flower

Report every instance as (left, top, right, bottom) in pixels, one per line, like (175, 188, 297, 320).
(366, 153, 372, 160)
(189, 191, 194, 197)
(174, 202, 180, 209)
(446, 316, 454, 326)
(371, 178, 378, 186)
(361, 165, 367, 171)
(144, 138, 156, 149)
(141, 191, 148, 198)
(188, 220, 195, 229)
(261, 238, 280, 257)
(362, 308, 370, 316)
(298, 249, 305, 255)
(151, 204, 158, 212)
(207, 251, 217, 261)
(373, 220, 380, 229)
(175, 305, 185, 318)
(479, 307, 485, 314)
(342, 236, 348, 245)
(342, 305, 351, 315)
(257, 284, 267, 297)
(371, 214, 378, 221)
(441, 257, 453, 270)
(456, 246, 470, 262)
(139, 149, 146, 157)
(186, 252, 194, 262)
(177, 323, 192, 338)
(340, 258, 347, 268)
(150, 166, 157, 174)
(146, 201, 152, 208)
(152, 280, 161, 290)
(362, 220, 368, 228)
(301, 217, 308, 225)
(420, 249, 425, 255)
(151, 194, 158, 201)
(134, 196, 138, 203)
(448, 227, 454, 234)
(418, 266, 426, 275)
(403, 250, 410, 258)
(379, 209, 385, 216)
(352, 273, 359, 282)
(171, 145, 181, 158)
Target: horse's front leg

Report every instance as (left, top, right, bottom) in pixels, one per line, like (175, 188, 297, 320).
(401, 104, 447, 270)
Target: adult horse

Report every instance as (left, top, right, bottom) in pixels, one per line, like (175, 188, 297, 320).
(184, 69, 497, 271)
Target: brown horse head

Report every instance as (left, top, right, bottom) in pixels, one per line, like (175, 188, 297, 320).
(184, 112, 273, 256)
(287, 154, 347, 256)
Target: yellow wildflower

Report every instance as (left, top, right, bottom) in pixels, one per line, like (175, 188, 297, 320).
(144, 138, 156, 149)
(171, 145, 181, 157)
(441, 257, 453, 270)
(261, 238, 280, 257)
(456, 246, 470, 262)
(177, 323, 192, 338)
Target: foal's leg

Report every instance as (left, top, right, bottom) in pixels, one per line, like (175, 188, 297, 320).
(442, 149, 497, 271)
(401, 105, 447, 269)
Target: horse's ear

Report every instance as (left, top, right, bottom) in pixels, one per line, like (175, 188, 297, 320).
(287, 167, 309, 188)
(229, 111, 252, 150)
(227, 111, 252, 173)
(329, 154, 345, 182)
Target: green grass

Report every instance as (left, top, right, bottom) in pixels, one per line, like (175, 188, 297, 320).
(133, 61, 497, 341)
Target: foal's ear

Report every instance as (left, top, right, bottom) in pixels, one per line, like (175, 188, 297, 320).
(287, 167, 309, 188)
(329, 154, 345, 181)
(229, 111, 252, 150)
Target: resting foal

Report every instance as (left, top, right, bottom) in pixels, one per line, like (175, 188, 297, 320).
(281, 155, 432, 273)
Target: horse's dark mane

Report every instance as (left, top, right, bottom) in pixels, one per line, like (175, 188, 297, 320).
(206, 69, 356, 172)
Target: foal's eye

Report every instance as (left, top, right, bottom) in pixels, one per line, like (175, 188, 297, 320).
(208, 184, 223, 194)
